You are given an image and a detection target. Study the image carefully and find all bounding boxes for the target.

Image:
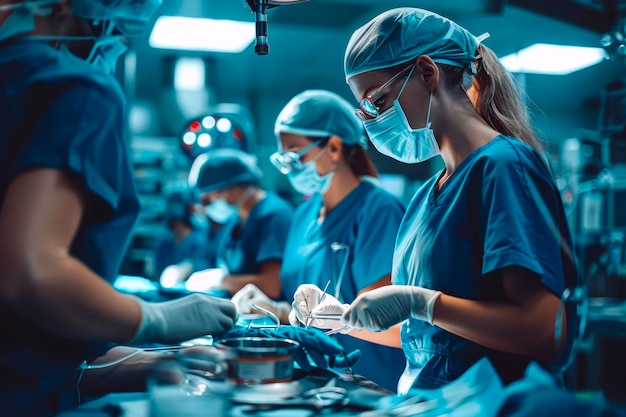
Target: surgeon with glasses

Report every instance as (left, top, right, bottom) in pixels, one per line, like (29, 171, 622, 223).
(291, 7, 579, 393)
(231, 89, 407, 391)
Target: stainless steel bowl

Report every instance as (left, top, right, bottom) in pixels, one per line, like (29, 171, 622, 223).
(214, 337, 300, 384)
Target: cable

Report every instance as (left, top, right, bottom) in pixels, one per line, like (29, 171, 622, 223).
(75, 345, 187, 404)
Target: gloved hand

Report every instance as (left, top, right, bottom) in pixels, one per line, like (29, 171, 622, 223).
(231, 283, 290, 319)
(217, 325, 354, 372)
(185, 267, 228, 292)
(289, 284, 346, 327)
(130, 293, 237, 344)
(341, 285, 441, 332)
(159, 262, 192, 288)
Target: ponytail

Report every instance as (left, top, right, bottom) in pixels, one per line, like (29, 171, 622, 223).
(344, 143, 379, 178)
(472, 45, 545, 157)
(439, 45, 546, 162)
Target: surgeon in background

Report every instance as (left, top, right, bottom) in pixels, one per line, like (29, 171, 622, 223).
(231, 90, 406, 391)
(0, 1, 237, 415)
(153, 187, 210, 283)
(293, 8, 578, 393)
(187, 148, 294, 298)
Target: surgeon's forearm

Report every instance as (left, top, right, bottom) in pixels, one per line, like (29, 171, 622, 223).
(432, 292, 560, 362)
(7, 255, 141, 343)
(347, 324, 402, 348)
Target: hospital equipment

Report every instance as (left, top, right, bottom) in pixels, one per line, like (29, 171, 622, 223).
(243, 0, 310, 55)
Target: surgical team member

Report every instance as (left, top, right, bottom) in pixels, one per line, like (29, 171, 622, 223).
(292, 8, 577, 392)
(0, 2, 236, 415)
(187, 148, 294, 298)
(232, 90, 407, 391)
(153, 187, 208, 281)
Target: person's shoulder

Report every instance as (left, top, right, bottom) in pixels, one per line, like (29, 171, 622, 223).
(471, 135, 548, 173)
(358, 180, 406, 212)
(1, 39, 123, 104)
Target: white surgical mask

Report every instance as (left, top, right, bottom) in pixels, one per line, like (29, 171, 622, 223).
(363, 70, 440, 164)
(286, 147, 334, 195)
(204, 199, 237, 224)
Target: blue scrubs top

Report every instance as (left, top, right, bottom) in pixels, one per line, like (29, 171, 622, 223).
(281, 181, 407, 392)
(216, 192, 293, 276)
(394, 136, 577, 390)
(0, 39, 140, 416)
(153, 228, 208, 278)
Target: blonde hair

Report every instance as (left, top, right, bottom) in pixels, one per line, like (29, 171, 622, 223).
(439, 44, 546, 158)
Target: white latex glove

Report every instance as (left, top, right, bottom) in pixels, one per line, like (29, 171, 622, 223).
(230, 283, 269, 313)
(159, 262, 192, 288)
(341, 285, 442, 332)
(309, 299, 350, 333)
(130, 293, 237, 344)
(289, 284, 348, 332)
(185, 267, 228, 292)
(231, 283, 291, 319)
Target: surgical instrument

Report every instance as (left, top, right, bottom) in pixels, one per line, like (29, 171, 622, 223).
(305, 279, 331, 327)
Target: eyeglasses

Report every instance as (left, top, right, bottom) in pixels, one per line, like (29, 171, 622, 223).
(269, 138, 324, 174)
(355, 64, 415, 121)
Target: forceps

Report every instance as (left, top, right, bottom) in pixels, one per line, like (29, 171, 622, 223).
(305, 279, 331, 328)
(307, 313, 352, 335)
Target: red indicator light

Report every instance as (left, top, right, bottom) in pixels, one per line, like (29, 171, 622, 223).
(189, 121, 201, 132)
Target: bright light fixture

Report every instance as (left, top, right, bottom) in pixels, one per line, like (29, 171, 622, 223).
(149, 16, 255, 53)
(174, 57, 205, 91)
(500, 43, 608, 75)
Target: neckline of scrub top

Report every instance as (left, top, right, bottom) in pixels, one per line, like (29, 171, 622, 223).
(429, 135, 506, 207)
(314, 181, 374, 229)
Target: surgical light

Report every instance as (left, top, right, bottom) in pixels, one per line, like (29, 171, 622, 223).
(202, 116, 216, 129)
(216, 118, 232, 133)
(149, 16, 255, 53)
(182, 132, 196, 145)
(500, 43, 607, 75)
(197, 133, 212, 148)
(178, 106, 253, 160)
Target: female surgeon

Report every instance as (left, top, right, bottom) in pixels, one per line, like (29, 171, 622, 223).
(187, 147, 294, 298)
(0, 2, 236, 415)
(231, 89, 407, 391)
(291, 9, 578, 392)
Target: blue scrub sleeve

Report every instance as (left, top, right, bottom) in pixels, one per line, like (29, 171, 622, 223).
(10, 83, 125, 212)
(480, 146, 566, 296)
(352, 196, 403, 289)
(254, 208, 292, 264)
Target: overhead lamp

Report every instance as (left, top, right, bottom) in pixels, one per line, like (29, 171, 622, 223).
(149, 16, 254, 53)
(244, 0, 310, 55)
(500, 43, 607, 75)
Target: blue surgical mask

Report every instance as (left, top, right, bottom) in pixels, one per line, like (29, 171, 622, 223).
(204, 198, 238, 224)
(86, 36, 128, 74)
(286, 148, 334, 195)
(363, 74, 440, 164)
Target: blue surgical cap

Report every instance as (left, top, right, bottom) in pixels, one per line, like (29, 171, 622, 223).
(274, 90, 368, 148)
(344, 8, 487, 80)
(72, 0, 162, 36)
(188, 148, 262, 194)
